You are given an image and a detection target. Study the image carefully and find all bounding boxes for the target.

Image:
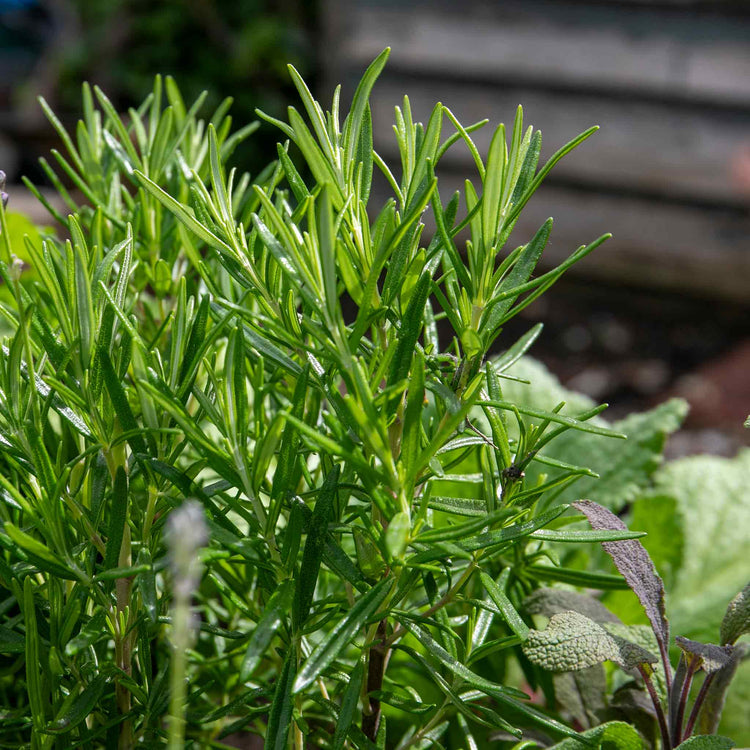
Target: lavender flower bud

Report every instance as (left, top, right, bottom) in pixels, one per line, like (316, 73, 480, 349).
(166, 500, 208, 599)
(9, 256, 24, 282)
(0, 170, 7, 209)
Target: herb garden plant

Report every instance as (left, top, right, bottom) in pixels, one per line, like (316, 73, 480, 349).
(0, 49, 747, 748)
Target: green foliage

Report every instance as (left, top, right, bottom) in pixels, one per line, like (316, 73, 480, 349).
(44, 0, 313, 179)
(499, 357, 688, 512)
(523, 611, 657, 672)
(544, 721, 643, 750)
(673, 737, 734, 750)
(0, 50, 744, 750)
(646, 451, 750, 643)
(720, 584, 750, 648)
(523, 499, 747, 748)
(634, 451, 750, 742)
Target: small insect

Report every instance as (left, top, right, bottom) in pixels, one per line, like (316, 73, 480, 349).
(502, 464, 525, 482)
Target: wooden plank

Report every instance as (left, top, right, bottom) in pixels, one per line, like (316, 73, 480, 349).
(503, 184, 750, 302)
(324, 1, 750, 106)
(368, 173, 750, 302)
(366, 76, 750, 205)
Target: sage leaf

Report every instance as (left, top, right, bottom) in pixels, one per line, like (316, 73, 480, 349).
(675, 636, 734, 674)
(545, 720, 642, 750)
(604, 622, 668, 700)
(674, 737, 734, 750)
(552, 667, 607, 730)
(573, 500, 670, 655)
(524, 588, 621, 625)
(697, 644, 747, 735)
(651, 450, 750, 647)
(523, 611, 657, 672)
(720, 581, 750, 646)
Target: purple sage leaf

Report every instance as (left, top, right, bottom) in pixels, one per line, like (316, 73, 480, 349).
(674, 636, 734, 675)
(573, 500, 670, 655)
(604, 622, 669, 702)
(697, 643, 747, 734)
(611, 682, 658, 719)
(552, 666, 607, 728)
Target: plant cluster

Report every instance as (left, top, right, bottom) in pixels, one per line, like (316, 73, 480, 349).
(523, 502, 748, 747)
(0, 50, 747, 748)
(8, 0, 313, 180)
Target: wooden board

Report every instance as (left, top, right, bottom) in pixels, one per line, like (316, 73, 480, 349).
(322, 0, 750, 301)
(368, 173, 750, 302)
(367, 77, 750, 205)
(324, 1, 750, 106)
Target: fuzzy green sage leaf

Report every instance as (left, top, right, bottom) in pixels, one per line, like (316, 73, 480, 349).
(523, 610, 658, 672)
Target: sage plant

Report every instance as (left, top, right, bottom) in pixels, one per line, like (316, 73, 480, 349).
(523, 502, 748, 748)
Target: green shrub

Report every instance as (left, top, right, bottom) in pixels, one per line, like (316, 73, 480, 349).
(0, 50, 746, 749)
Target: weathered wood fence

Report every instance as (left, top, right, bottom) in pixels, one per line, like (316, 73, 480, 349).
(322, 0, 750, 301)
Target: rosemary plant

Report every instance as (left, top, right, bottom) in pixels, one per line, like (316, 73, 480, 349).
(1, 49, 744, 749)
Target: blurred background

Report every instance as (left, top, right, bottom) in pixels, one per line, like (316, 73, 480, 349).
(1, 0, 748, 455)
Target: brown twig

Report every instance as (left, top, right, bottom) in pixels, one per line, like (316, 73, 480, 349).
(362, 618, 389, 741)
